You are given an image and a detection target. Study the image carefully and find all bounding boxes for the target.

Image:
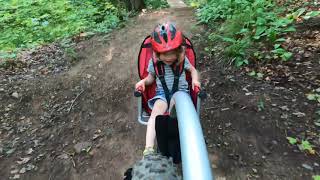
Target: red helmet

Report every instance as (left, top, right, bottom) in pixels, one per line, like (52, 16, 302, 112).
(151, 23, 183, 53)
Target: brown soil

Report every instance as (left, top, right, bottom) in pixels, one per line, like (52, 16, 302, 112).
(197, 16, 320, 179)
(1, 2, 320, 180)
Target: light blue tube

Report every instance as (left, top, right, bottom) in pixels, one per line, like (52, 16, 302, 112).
(173, 91, 214, 180)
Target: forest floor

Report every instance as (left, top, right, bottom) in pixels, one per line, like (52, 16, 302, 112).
(0, 0, 319, 179)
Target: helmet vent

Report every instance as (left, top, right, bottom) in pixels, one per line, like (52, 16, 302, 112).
(152, 31, 162, 44)
(160, 25, 168, 43)
(169, 24, 176, 40)
(163, 33, 168, 43)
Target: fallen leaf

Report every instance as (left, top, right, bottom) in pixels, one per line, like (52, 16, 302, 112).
(12, 174, 20, 179)
(26, 164, 36, 171)
(17, 157, 31, 165)
(292, 112, 306, 117)
(281, 114, 288, 119)
(12, 92, 19, 99)
(19, 167, 26, 174)
(252, 168, 258, 173)
(10, 169, 19, 174)
(280, 106, 290, 111)
(302, 163, 313, 171)
(26, 148, 33, 155)
(309, 149, 316, 155)
(6, 148, 16, 155)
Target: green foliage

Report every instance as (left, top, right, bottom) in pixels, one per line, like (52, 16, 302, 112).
(313, 175, 320, 180)
(144, 0, 169, 9)
(286, 137, 316, 155)
(303, 11, 320, 20)
(315, 109, 320, 127)
(307, 94, 320, 102)
(197, 0, 252, 23)
(272, 44, 293, 61)
(185, 0, 207, 8)
(307, 88, 320, 103)
(298, 140, 314, 153)
(286, 137, 297, 145)
(248, 70, 264, 80)
(65, 47, 78, 62)
(257, 98, 264, 111)
(197, 0, 319, 66)
(0, 0, 128, 55)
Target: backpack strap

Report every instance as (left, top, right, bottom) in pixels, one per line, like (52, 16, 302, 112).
(171, 60, 184, 95)
(153, 57, 185, 104)
(141, 43, 152, 48)
(182, 41, 192, 48)
(155, 61, 171, 104)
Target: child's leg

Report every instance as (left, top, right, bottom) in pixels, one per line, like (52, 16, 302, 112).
(168, 92, 179, 117)
(145, 99, 168, 149)
(168, 91, 189, 116)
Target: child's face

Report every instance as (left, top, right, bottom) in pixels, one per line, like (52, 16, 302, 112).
(159, 50, 178, 65)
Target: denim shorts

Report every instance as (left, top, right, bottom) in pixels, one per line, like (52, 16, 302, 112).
(148, 90, 189, 110)
(148, 90, 168, 110)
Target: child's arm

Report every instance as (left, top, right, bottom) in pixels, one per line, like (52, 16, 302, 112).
(144, 73, 155, 85)
(135, 73, 155, 91)
(187, 65, 201, 90)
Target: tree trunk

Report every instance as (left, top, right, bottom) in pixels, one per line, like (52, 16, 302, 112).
(125, 0, 145, 11)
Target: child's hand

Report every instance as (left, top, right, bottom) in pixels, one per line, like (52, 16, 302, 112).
(192, 80, 201, 90)
(135, 80, 146, 92)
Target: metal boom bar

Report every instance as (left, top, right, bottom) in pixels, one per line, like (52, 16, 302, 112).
(173, 91, 214, 180)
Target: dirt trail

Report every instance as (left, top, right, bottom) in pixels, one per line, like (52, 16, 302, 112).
(0, 3, 211, 180)
(2, 1, 319, 179)
(167, 0, 187, 8)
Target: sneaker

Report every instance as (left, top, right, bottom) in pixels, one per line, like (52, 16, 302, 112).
(143, 147, 155, 157)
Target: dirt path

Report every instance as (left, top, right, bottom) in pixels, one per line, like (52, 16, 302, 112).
(167, 0, 187, 8)
(1, 1, 320, 180)
(0, 3, 209, 180)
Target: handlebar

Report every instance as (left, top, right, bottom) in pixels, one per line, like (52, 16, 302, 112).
(134, 87, 143, 97)
(134, 90, 142, 97)
(194, 85, 207, 99)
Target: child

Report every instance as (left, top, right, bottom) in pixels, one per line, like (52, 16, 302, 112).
(135, 22, 200, 156)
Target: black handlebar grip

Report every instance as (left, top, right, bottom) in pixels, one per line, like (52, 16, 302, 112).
(134, 91, 142, 97)
(198, 90, 207, 99)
